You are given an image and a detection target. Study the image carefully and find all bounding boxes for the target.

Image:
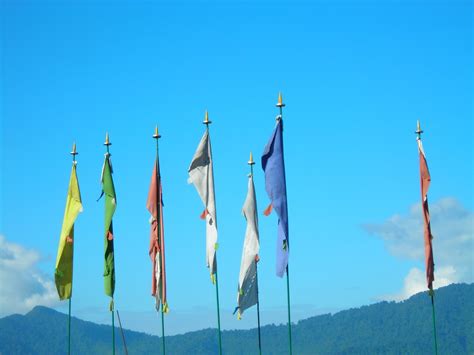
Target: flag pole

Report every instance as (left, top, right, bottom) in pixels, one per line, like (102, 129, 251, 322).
(68, 298, 72, 355)
(430, 290, 439, 355)
(214, 257, 223, 355)
(285, 264, 292, 355)
(415, 121, 438, 355)
(160, 309, 166, 354)
(116, 309, 129, 355)
(249, 152, 262, 355)
(255, 267, 262, 355)
(112, 301, 116, 355)
(276, 92, 293, 355)
(68, 142, 78, 355)
(104, 134, 115, 355)
(153, 126, 166, 355)
(204, 111, 223, 355)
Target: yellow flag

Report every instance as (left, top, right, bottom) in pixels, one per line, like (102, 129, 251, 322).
(55, 163, 83, 300)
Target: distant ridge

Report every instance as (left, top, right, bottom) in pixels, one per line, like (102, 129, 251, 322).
(1, 283, 473, 354)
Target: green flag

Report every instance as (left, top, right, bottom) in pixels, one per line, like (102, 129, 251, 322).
(55, 163, 82, 300)
(101, 153, 116, 298)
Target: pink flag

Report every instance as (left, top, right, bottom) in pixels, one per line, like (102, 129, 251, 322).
(146, 159, 167, 311)
(418, 138, 434, 290)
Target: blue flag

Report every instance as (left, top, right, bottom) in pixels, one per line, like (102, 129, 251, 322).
(261, 118, 289, 277)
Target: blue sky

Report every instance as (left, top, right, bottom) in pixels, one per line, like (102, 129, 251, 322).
(1, 0, 472, 336)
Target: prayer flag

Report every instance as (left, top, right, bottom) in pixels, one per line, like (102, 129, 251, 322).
(188, 130, 218, 278)
(101, 153, 116, 297)
(55, 163, 82, 300)
(261, 118, 289, 277)
(418, 137, 435, 290)
(146, 158, 168, 311)
(236, 173, 260, 317)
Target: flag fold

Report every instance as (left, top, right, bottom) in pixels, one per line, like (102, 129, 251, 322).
(55, 163, 83, 300)
(418, 138, 435, 290)
(147, 157, 167, 311)
(261, 119, 289, 277)
(236, 173, 260, 317)
(188, 130, 218, 277)
(101, 153, 116, 298)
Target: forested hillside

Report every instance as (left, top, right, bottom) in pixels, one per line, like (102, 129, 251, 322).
(1, 283, 472, 354)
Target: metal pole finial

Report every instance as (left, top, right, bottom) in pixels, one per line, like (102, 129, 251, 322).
(104, 132, 112, 146)
(153, 125, 162, 139)
(276, 92, 285, 121)
(415, 120, 424, 139)
(70, 142, 78, 161)
(248, 151, 255, 166)
(203, 110, 212, 126)
(276, 92, 286, 108)
(104, 132, 112, 155)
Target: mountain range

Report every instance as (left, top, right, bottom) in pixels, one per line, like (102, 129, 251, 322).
(1, 283, 473, 354)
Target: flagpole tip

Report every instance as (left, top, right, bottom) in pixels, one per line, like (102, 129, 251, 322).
(203, 110, 212, 126)
(104, 132, 112, 146)
(415, 120, 423, 137)
(153, 125, 161, 139)
(276, 92, 286, 108)
(248, 151, 255, 166)
(70, 142, 78, 159)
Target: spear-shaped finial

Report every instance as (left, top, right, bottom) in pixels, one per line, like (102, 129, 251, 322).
(104, 132, 112, 146)
(276, 92, 286, 121)
(70, 142, 78, 161)
(153, 125, 162, 139)
(248, 151, 255, 166)
(203, 110, 212, 126)
(104, 132, 112, 154)
(276, 92, 286, 108)
(248, 151, 255, 176)
(415, 120, 424, 139)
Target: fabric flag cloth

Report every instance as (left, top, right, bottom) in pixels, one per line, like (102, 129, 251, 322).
(418, 138, 435, 290)
(146, 157, 168, 312)
(261, 118, 289, 278)
(236, 173, 260, 318)
(55, 162, 83, 300)
(101, 153, 116, 298)
(188, 129, 218, 279)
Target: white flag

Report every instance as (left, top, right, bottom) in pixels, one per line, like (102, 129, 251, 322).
(237, 173, 260, 317)
(188, 130, 218, 277)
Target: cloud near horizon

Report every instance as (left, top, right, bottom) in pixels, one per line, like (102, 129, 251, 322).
(0, 235, 59, 317)
(363, 197, 473, 301)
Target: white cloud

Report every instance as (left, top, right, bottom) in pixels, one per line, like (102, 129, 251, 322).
(0, 235, 59, 317)
(364, 197, 473, 300)
(379, 266, 458, 302)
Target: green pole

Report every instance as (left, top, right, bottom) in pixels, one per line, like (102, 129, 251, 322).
(112, 302, 115, 355)
(277, 93, 293, 354)
(430, 290, 439, 355)
(68, 145, 77, 355)
(153, 126, 166, 355)
(68, 298, 71, 355)
(161, 305, 166, 355)
(214, 261, 223, 355)
(250, 161, 262, 355)
(116, 309, 128, 355)
(203, 113, 222, 355)
(256, 266, 262, 355)
(286, 265, 293, 355)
